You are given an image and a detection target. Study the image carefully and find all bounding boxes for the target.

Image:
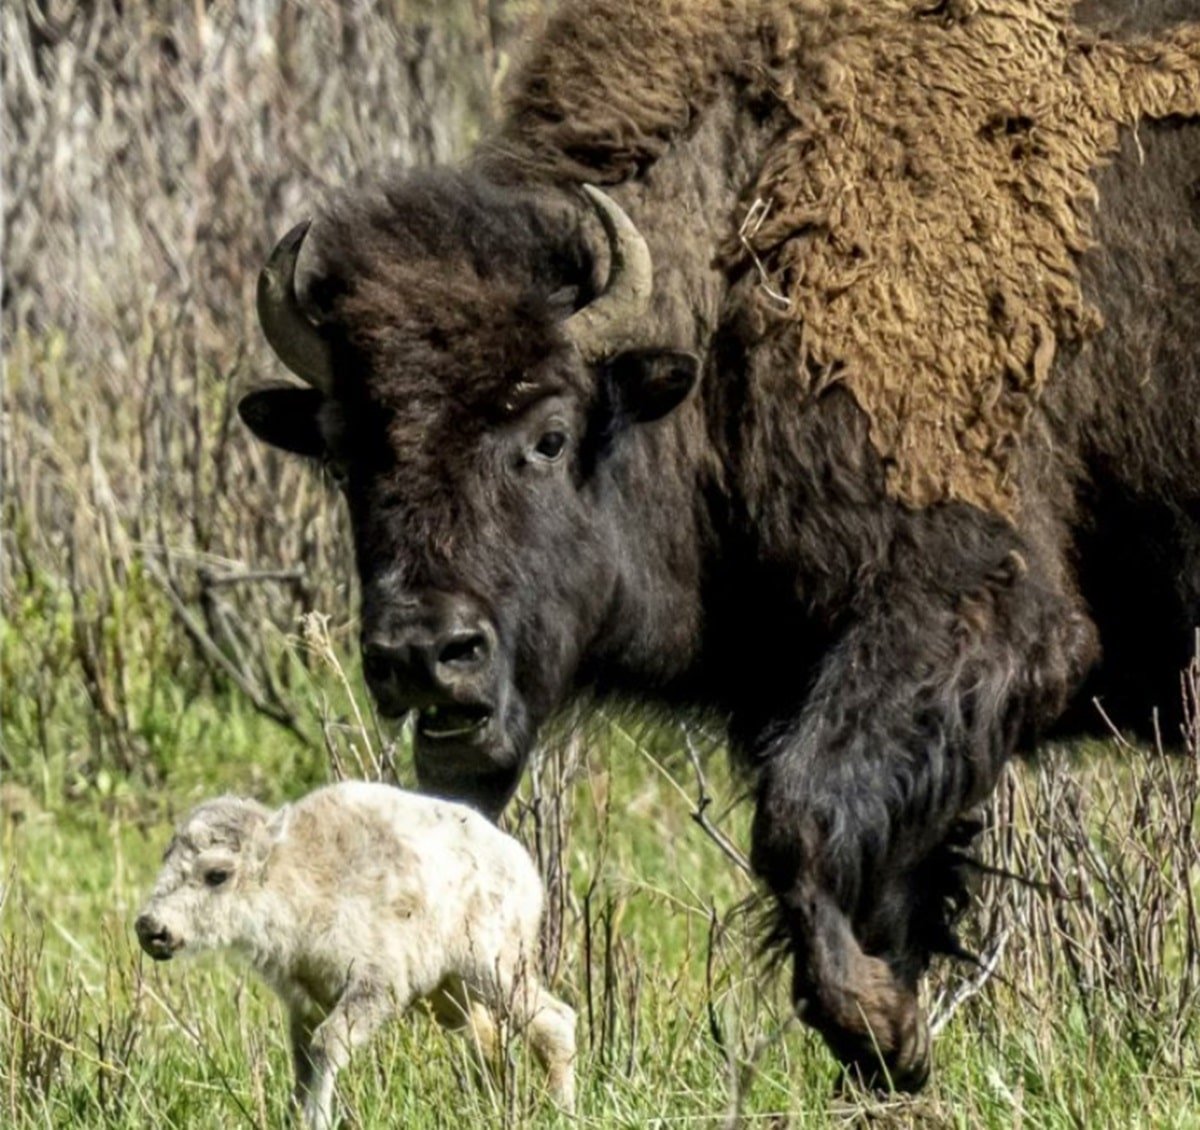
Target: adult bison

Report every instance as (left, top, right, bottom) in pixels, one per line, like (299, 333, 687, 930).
(238, 0, 1200, 1090)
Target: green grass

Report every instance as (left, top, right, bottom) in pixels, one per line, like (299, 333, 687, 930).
(0, 706, 807, 1128)
(5, 613, 1200, 1126)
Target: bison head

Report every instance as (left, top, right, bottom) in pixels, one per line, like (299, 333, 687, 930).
(240, 172, 699, 816)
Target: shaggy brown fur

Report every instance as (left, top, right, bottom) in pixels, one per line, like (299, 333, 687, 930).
(492, 0, 1200, 514)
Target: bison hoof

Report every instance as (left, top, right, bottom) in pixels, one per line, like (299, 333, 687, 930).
(830, 1016, 931, 1094)
(797, 945, 932, 1092)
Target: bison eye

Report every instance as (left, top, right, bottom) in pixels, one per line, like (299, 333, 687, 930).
(533, 430, 567, 462)
(203, 868, 231, 888)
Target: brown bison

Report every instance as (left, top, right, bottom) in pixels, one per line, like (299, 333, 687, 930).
(238, 0, 1200, 1090)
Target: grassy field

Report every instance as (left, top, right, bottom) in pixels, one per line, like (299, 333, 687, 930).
(5, 609, 1200, 1129)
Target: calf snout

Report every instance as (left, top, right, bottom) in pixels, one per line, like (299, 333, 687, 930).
(135, 911, 181, 961)
(362, 590, 497, 713)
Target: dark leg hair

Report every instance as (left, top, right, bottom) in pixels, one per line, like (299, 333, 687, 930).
(750, 527, 1095, 1088)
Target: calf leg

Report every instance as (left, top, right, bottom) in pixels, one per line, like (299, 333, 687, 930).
(428, 977, 501, 1086)
(300, 977, 397, 1130)
(515, 983, 577, 1112)
(751, 545, 1095, 1088)
(437, 971, 575, 1111)
(288, 1009, 319, 1118)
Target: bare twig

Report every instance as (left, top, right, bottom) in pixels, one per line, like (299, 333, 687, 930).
(928, 925, 1010, 1035)
(197, 567, 305, 588)
(682, 726, 754, 878)
(142, 556, 309, 746)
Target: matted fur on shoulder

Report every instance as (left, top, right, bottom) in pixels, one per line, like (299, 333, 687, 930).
(490, 0, 1200, 516)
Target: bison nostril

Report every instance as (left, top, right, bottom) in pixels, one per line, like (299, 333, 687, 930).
(362, 639, 405, 684)
(438, 631, 489, 669)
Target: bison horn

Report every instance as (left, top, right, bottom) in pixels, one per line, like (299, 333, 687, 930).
(257, 220, 334, 393)
(563, 185, 653, 362)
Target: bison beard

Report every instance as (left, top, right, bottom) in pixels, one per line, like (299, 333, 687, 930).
(238, 0, 1200, 1094)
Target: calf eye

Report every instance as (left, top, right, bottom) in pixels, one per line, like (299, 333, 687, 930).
(533, 430, 567, 462)
(203, 868, 230, 888)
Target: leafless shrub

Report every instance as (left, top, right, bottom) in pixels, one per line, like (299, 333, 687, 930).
(0, 910, 156, 1125)
(295, 609, 401, 783)
(89, 928, 149, 1122)
(509, 729, 587, 985)
(930, 652, 1200, 1070)
(2, 0, 547, 782)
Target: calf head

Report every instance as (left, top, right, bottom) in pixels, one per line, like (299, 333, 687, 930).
(241, 172, 698, 816)
(135, 797, 273, 960)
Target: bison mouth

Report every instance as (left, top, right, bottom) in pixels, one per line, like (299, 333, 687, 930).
(412, 699, 508, 778)
(135, 917, 185, 962)
(415, 702, 493, 742)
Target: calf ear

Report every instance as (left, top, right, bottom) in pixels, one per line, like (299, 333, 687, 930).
(248, 804, 291, 870)
(605, 349, 699, 424)
(238, 386, 327, 458)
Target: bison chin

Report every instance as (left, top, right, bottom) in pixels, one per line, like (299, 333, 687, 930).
(410, 693, 534, 821)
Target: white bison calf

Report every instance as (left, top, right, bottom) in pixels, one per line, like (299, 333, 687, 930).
(135, 782, 576, 1127)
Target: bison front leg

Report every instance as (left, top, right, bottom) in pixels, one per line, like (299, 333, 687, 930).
(750, 549, 1094, 1089)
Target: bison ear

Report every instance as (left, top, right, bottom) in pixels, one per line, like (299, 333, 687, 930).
(604, 349, 699, 424)
(238, 386, 327, 458)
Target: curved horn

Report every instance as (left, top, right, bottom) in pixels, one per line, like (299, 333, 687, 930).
(563, 185, 653, 361)
(256, 220, 334, 393)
